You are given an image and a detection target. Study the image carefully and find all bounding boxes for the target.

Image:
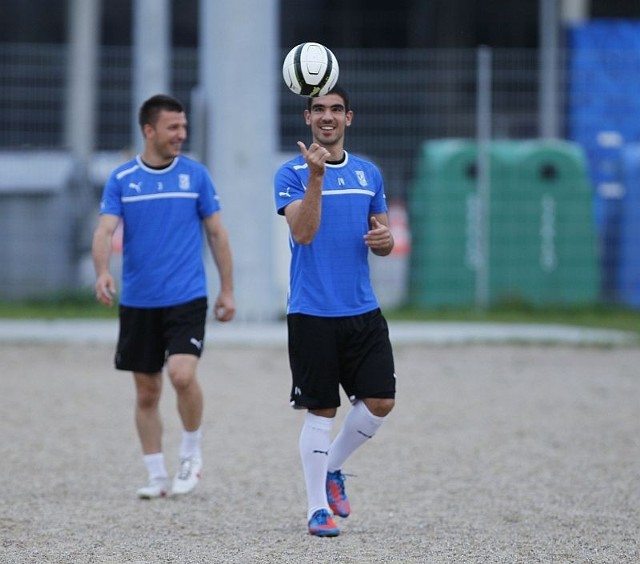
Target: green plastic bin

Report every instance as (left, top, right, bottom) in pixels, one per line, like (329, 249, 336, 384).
(408, 139, 509, 307)
(408, 139, 599, 308)
(490, 140, 599, 305)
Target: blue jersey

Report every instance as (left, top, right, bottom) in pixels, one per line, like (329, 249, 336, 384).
(100, 155, 220, 308)
(274, 151, 388, 316)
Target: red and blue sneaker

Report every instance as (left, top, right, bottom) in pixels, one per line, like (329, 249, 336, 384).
(326, 470, 351, 518)
(308, 509, 340, 537)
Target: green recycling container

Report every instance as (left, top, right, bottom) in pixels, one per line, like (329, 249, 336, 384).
(408, 139, 599, 308)
(408, 139, 509, 307)
(490, 140, 599, 305)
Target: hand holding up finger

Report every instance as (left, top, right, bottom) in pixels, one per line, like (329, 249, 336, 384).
(297, 141, 330, 175)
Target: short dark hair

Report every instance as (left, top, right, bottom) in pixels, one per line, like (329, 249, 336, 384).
(306, 85, 350, 113)
(138, 94, 185, 130)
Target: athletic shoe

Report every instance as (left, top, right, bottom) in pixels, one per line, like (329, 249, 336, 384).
(136, 477, 169, 499)
(308, 509, 340, 537)
(326, 470, 351, 517)
(172, 457, 202, 495)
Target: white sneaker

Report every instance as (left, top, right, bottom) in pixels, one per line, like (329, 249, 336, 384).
(172, 457, 202, 495)
(136, 477, 169, 499)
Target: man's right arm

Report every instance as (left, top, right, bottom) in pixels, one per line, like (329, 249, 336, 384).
(92, 213, 120, 306)
(284, 141, 329, 245)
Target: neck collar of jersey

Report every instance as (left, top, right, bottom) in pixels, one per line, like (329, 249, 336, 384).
(136, 155, 179, 174)
(326, 151, 348, 168)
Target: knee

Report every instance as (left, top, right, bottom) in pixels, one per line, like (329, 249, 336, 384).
(167, 355, 198, 392)
(169, 370, 193, 392)
(364, 397, 395, 417)
(135, 377, 161, 410)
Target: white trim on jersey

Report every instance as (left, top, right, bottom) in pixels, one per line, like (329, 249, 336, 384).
(322, 188, 376, 197)
(116, 163, 140, 180)
(122, 192, 199, 203)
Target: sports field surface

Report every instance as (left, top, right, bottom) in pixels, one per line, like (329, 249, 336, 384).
(1, 328, 639, 562)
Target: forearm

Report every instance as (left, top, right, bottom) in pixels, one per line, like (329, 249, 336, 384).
(92, 231, 113, 276)
(287, 174, 323, 244)
(91, 223, 118, 306)
(208, 231, 234, 294)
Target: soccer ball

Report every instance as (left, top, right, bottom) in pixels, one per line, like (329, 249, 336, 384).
(282, 42, 339, 97)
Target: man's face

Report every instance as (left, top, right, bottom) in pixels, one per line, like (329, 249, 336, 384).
(146, 110, 187, 160)
(305, 93, 352, 147)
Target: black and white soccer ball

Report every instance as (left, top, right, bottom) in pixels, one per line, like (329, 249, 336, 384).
(282, 42, 340, 97)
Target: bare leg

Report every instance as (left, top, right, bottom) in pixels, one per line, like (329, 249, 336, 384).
(167, 353, 202, 432)
(133, 372, 163, 454)
(167, 354, 204, 495)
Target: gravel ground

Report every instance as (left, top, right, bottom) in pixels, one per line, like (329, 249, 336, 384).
(1, 341, 639, 563)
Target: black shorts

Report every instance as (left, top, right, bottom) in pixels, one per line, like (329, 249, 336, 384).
(115, 297, 208, 373)
(287, 309, 396, 409)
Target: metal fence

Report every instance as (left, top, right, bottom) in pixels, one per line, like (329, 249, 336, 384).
(2, 42, 640, 308)
(1, 43, 545, 192)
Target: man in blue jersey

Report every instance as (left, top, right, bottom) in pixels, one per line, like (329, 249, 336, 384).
(274, 86, 396, 537)
(92, 94, 235, 499)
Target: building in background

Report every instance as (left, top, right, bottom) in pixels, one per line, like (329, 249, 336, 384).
(3, 0, 640, 309)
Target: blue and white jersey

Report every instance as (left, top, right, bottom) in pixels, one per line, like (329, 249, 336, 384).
(100, 155, 220, 308)
(274, 150, 388, 317)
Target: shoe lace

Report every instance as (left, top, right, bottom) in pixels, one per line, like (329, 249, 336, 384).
(313, 509, 332, 525)
(177, 458, 193, 480)
(330, 471, 355, 495)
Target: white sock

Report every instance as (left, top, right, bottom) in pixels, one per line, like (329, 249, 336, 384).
(299, 412, 334, 521)
(179, 428, 202, 460)
(327, 401, 386, 472)
(143, 452, 168, 482)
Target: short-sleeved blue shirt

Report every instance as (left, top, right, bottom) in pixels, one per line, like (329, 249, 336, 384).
(100, 155, 220, 308)
(274, 151, 388, 317)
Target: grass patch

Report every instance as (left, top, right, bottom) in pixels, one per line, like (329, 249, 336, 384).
(0, 292, 117, 319)
(386, 304, 640, 335)
(0, 293, 638, 336)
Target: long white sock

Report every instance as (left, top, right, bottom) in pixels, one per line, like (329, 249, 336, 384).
(143, 452, 168, 481)
(299, 412, 334, 521)
(179, 428, 202, 460)
(327, 401, 386, 472)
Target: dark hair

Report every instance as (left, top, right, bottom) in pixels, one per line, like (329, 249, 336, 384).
(138, 94, 185, 130)
(306, 85, 350, 113)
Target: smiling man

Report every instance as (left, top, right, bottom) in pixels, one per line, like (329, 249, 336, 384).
(274, 86, 397, 537)
(92, 94, 235, 500)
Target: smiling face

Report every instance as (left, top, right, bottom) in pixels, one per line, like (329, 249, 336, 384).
(142, 109, 188, 166)
(304, 92, 353, 159)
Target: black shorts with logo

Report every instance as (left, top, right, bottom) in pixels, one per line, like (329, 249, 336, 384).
(287, 308, 396, 409)
(115, 297, 208, 373)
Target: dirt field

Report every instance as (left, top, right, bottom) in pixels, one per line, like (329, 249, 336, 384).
(1, 340, 639, 563)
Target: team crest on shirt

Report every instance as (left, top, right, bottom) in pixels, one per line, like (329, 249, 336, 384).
(179, 174, 191, 190)
(356, 170, 368, 187)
